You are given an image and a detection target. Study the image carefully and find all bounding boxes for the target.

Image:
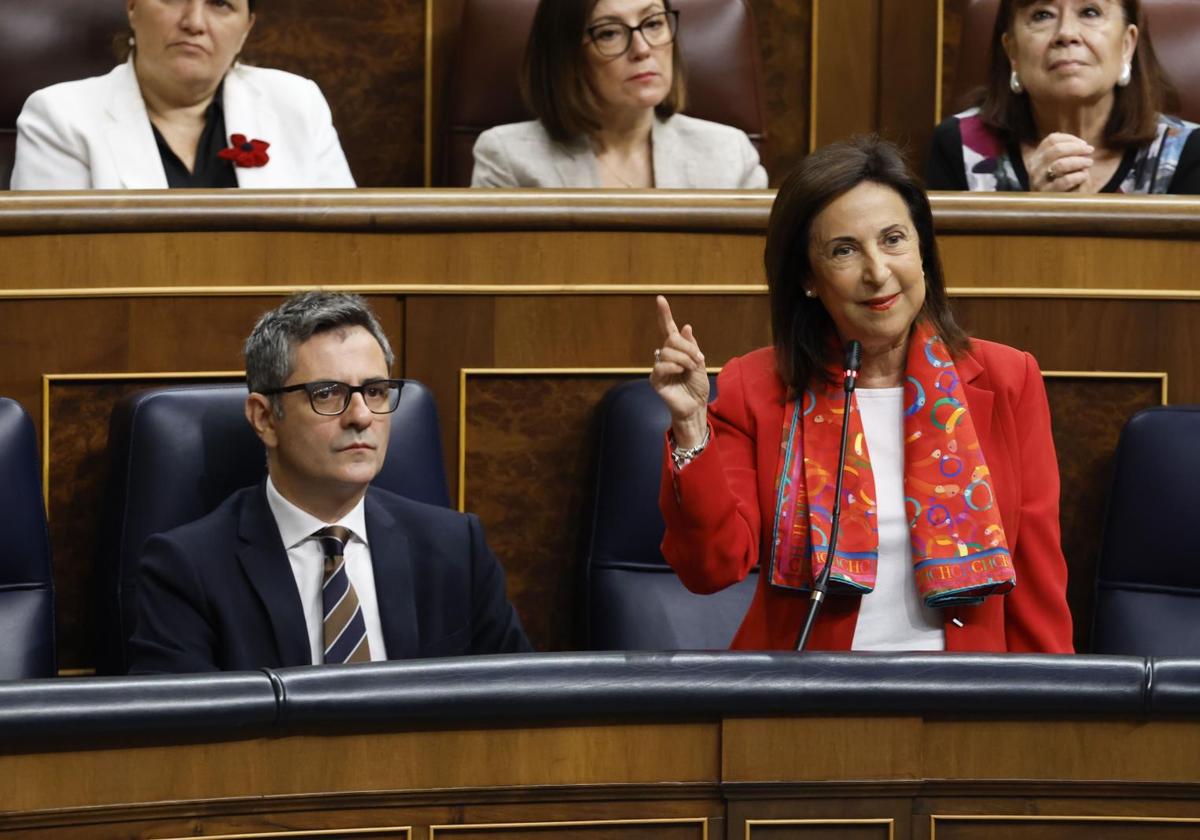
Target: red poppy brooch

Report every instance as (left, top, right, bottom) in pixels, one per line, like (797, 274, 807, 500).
(219, 134, 271, 168)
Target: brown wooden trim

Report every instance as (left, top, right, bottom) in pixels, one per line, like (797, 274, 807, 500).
(0, 784, 721, 833)
(930, 193, 1200, 236)
(723, 780, 1200, 800)
(0, 190, 774, 235)
(3, 192, 1200, 237)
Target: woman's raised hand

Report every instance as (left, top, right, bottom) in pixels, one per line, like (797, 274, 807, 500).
(650, 295, 710, 448)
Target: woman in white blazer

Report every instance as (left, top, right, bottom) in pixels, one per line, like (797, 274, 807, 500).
(12, 0, 354, 190)
(471, 0, 767, 190)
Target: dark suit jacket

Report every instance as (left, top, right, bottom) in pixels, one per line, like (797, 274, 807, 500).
(660, 340, 1074, 653)
(128, 484, 531, 673)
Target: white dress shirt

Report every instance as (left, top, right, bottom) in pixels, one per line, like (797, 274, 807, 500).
(850, 388, 946, 651)
(265, 477, 388, 664)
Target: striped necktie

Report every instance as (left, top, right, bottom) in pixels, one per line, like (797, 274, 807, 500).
(315, 525, 372, 664)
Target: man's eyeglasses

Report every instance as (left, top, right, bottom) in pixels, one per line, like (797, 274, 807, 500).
(260, 379, 404, 416)
(586, 10, 679, 58)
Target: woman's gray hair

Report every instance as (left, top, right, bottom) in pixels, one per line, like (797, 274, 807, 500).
(245, 291, 395, 415)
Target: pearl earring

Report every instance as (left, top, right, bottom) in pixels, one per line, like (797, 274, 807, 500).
(804, 289, 817, 299)
(1009, 71, 1024, 95)
(1117, 61, 1132, 88)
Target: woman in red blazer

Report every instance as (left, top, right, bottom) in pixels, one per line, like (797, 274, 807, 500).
(651, 136, 1073, 653)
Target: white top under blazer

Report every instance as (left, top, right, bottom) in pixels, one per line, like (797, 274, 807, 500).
(12, 58, 355, 189)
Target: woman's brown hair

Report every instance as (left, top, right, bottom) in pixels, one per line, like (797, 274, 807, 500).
(978, 0, 1177, 148)
(522, 0, 687, 145)
(764, 136, 969, 396)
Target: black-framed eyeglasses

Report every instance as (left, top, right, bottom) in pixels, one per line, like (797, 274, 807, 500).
(586, 10, 679, 57)
(260, 379, 404, 416)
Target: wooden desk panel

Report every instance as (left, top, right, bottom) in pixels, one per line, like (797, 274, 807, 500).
(3, 714, 1200, 838)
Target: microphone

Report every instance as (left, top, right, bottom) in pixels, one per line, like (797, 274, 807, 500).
(795, 339, 863, 651)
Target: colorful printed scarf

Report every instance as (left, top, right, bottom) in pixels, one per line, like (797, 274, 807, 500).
(768, 324, 1016, 608)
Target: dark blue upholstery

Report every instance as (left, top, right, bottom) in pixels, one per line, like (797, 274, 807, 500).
(581, 378, 756, 650)
(0, 398, 55, 679)
(95, 381, 450, 674)
(1093, 406, 1200, 656)
(0, 652, 1169, 744)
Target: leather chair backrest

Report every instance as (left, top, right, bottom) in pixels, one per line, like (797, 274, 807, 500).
(581, 378, 756, 650)
(0, 1, 128, 189)
(95, 381, 450, 674)
(1092, 406, 1200, 655)
(0, 398, 56, 678)
(947, 0, 1200, 123)
(441, 0, 767, 186)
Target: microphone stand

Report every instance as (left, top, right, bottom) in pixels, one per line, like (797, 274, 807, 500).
(796, 340, 862, 652)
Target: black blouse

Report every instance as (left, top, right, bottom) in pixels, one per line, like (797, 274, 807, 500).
(150, 83, 238, 189)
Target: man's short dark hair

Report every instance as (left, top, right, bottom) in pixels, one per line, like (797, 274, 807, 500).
(244, 291, 394, 415)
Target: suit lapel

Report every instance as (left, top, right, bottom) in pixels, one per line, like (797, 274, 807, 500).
(221, 66, 287, 188)
(959, 349, 993, 446)
(651, 116, 689, 188)
(103, 59, 168, 189)
(364, 490, 420, 659)
(551, 137, 598, 187)
(236, 486, 312, 667)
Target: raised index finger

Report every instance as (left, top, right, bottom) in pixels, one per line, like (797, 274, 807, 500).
(656, 294, 681, 340)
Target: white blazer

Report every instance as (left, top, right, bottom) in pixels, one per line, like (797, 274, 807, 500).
(471, 114, 768, 189)
(11, 59, 355, 189)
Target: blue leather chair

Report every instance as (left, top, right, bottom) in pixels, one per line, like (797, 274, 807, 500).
(1092, 406, 1200, 655)
(95, 381, 450, 674)
(581, 378, 756, 650)
(0, 398, 55, 678)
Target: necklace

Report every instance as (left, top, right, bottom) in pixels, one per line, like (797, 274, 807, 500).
(596, 152, 650, 189)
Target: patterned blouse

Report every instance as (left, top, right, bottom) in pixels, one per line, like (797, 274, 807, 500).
(927, 108, 1200, 194)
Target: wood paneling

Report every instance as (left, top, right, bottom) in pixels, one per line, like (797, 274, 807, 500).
(723, 717, 924, 782)
(462, 373, 632, 652)
(749, 0, 813, 183)
(931, 817, 1200, 840)
(429, 821, 707, 840)
(242, 0, 425, 187)
(811, 0, 880, 151)
(810, 0, 941, 172)
(5, 710, 1200, 836)
(0, 794, 722, 840)
(746, 823, 893, 840)
(0, 721, 719, 814)
(879, 0, 940, 173)
(939, 0, 969, 121)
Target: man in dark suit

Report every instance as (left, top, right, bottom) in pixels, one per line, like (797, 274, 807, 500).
(128, 292, 530, 673)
